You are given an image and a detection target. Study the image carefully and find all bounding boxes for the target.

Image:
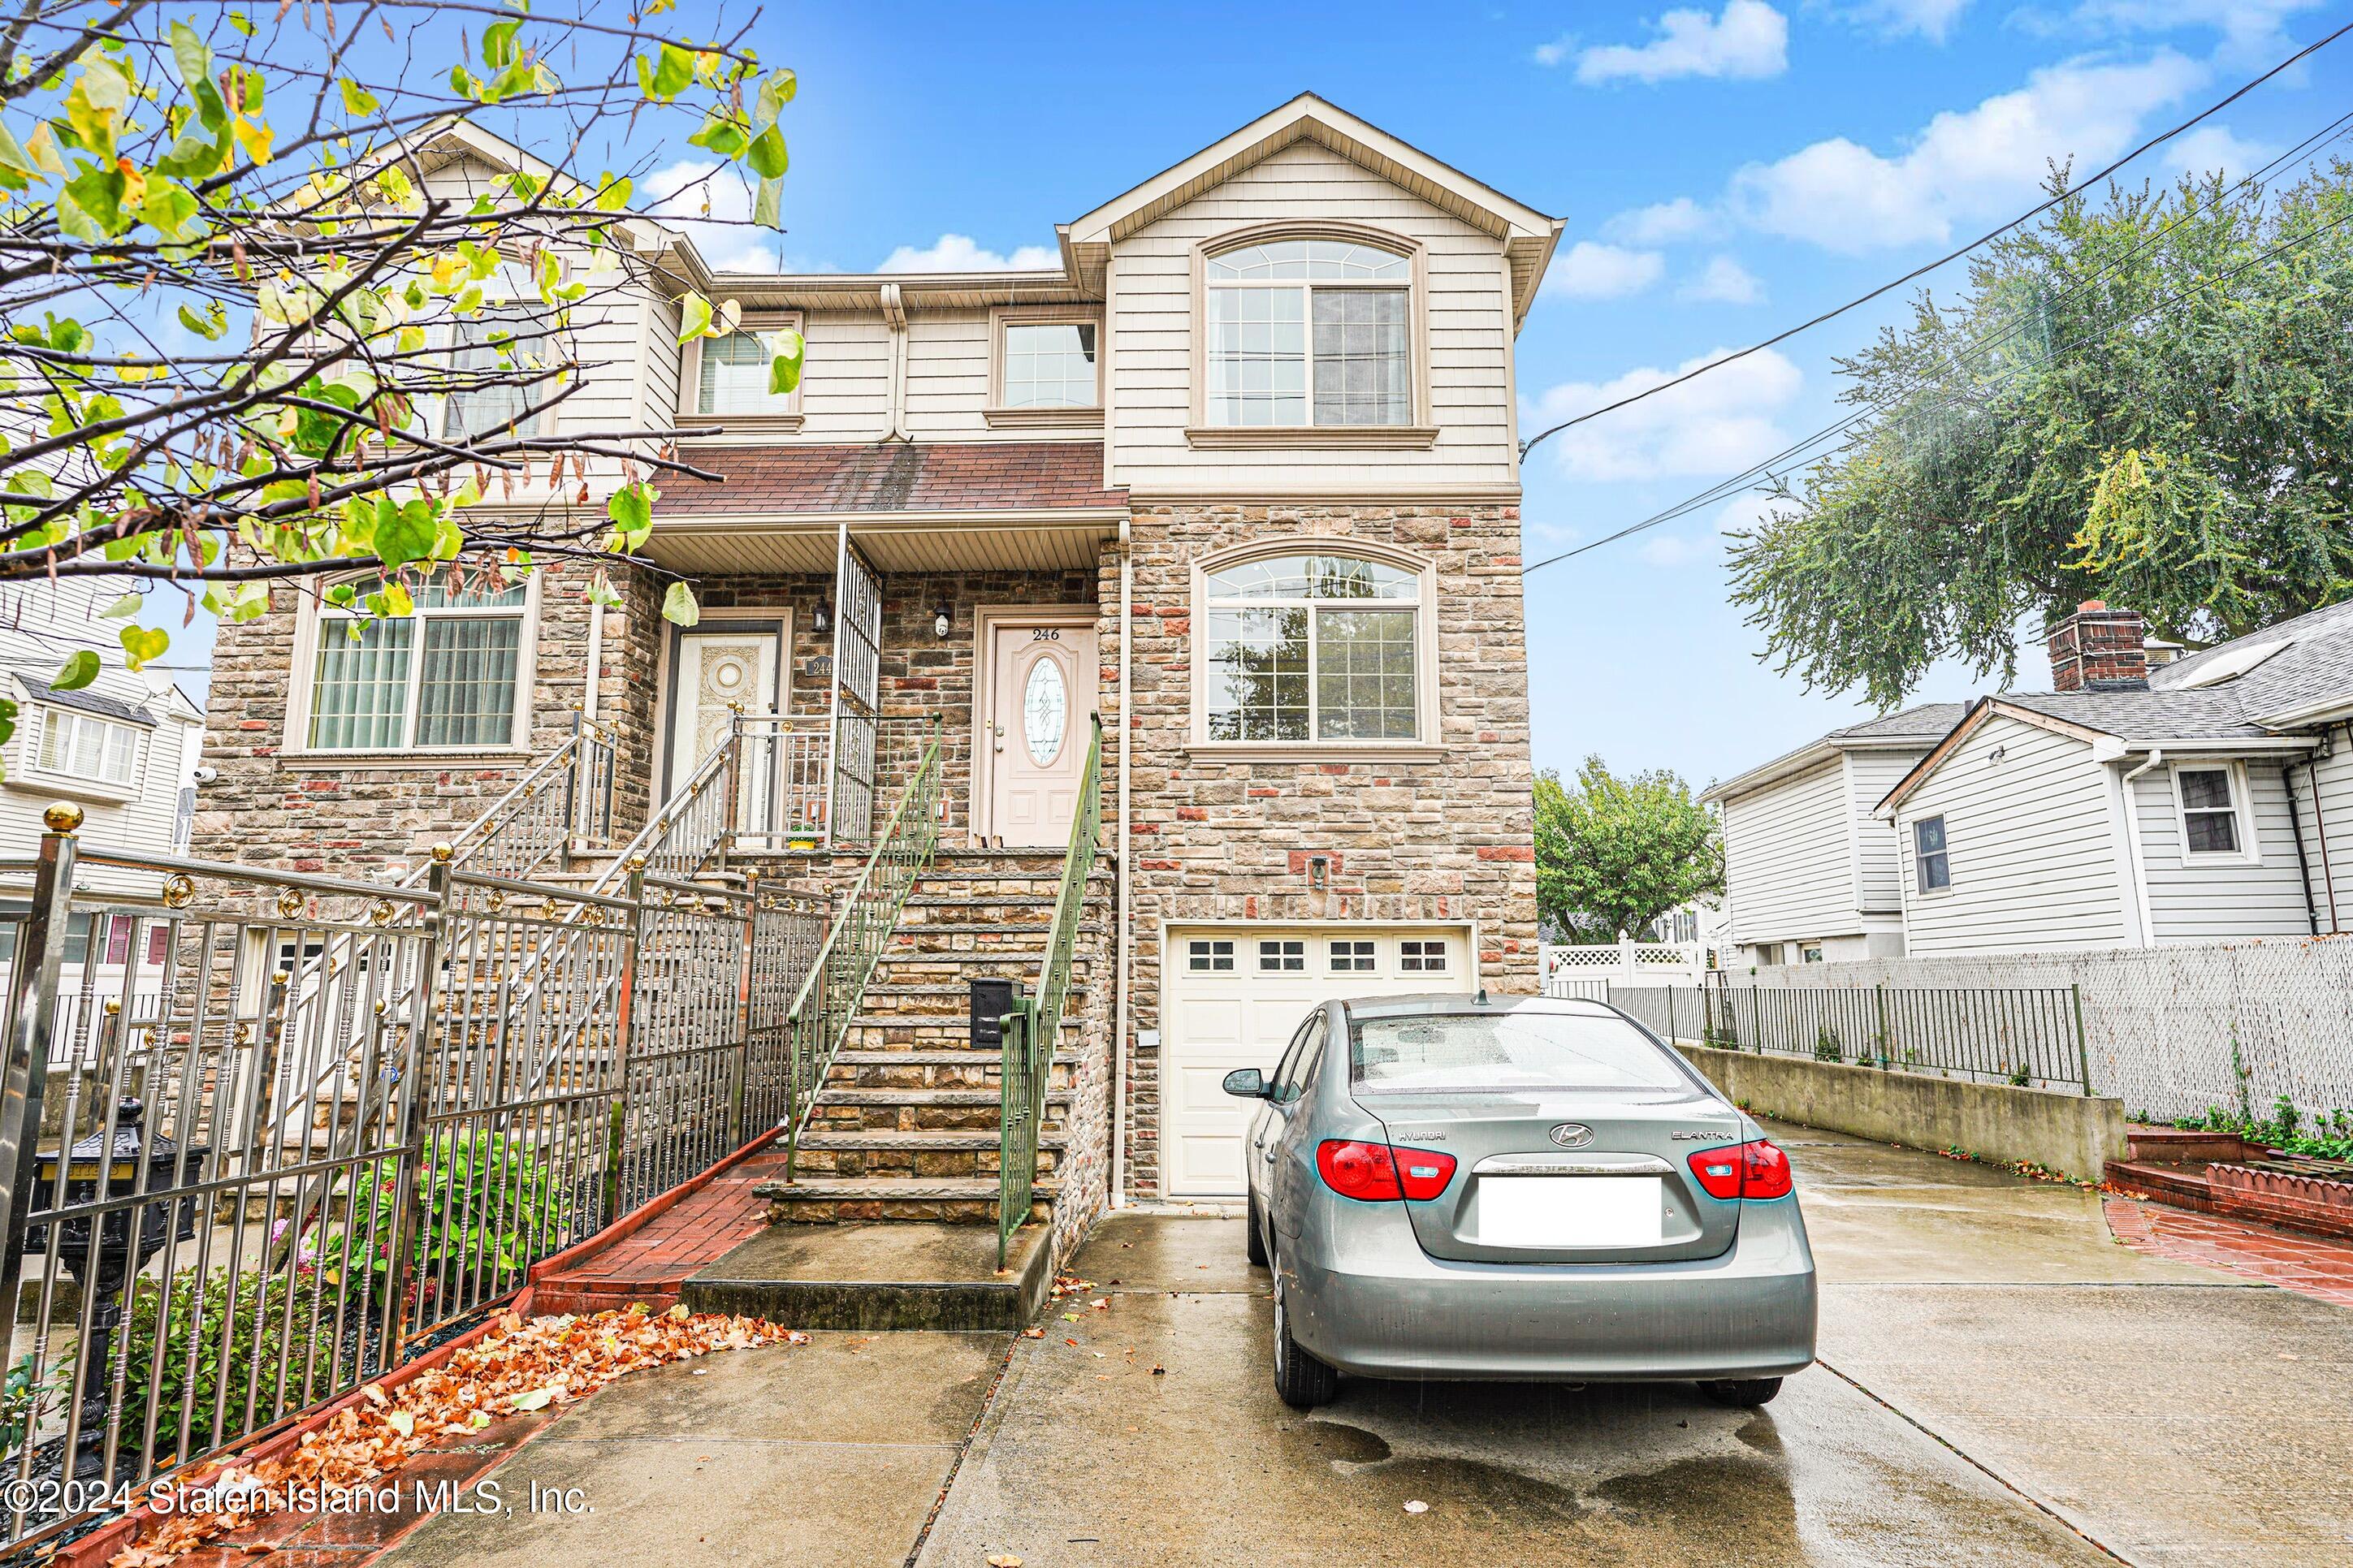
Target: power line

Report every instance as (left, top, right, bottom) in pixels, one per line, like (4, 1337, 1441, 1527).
(1516, 17, 2353, 461)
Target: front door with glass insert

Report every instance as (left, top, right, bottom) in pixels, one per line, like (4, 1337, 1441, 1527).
(667, 628, 784, 817)
(986, 623, 1097, 847)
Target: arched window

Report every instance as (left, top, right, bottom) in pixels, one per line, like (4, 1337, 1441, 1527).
(1204, 237, 1412, 428)
(302, 572, 530, 751)
(1199, 551, 1427, 744)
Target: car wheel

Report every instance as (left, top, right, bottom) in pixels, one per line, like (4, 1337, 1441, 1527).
(1698, 1377, 1783, 1407)
(1245, 1194, 1269, 1268)
(1269, 1257, 1338, 1409)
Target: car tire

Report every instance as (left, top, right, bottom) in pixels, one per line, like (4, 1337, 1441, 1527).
(1698, 1377, 1783, 1407)
(1245, 1194, 1269, 1268)
(1269, 1258, 1339, 1409)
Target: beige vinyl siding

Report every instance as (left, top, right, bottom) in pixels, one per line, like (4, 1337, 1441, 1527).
(636, 291, 682, 433)
(2291, 746, 2353, 934)
(1722, 758, 1860, 945)
(1897, 715, 2129, 954)
(1845, 749, 1929, 914)
(905, 310, 990, 438)
(796, 313, 892, 438)
(2130, 762, 2313, 942)
(1105, 140, 1517, 495)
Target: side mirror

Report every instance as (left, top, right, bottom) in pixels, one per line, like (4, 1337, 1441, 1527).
(1221, 1067, 1269, 1100)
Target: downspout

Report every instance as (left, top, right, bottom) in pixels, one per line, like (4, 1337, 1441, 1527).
(1110, 515, 1133, 1209)
(583, 595, 604, 724)
(880, 282, 910, 441)
(2117, 749, 2163, 948)
(2283, 759, 2321, 936)
(2312, 725, 2343, 933)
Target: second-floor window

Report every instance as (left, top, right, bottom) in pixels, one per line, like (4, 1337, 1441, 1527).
(1914, 816, 1951, 892)
(439, 306, 542, 440)
(1205, 237, 1411, 428)
(306, 575, 529, 750)
(37, 708, 141, 787)
(1002, 322, 1096, 408)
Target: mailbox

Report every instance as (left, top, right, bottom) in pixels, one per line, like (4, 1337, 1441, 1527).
(970, 978, 1019, 1052)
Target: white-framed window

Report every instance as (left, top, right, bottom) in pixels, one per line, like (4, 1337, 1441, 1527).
(2173, 764, 2253, 861)
(681, 315, 806, 423)
(34, 707, 142, 788)
(1914, 815, 1951, 892)
(1329, 940, 1374, 973)
(1800, 944, 1825, 964)
(305, 572, 530, 751)
(1186, 939, 1234, 973)
(1399, 940, 1447, 974)
(1204, 236, 1412, 428)
(1002, 322, 1096, 408)
(1259, 939, 1304, 973)
(1199, 551, 1427, 745)
(439, 304, 546, 440)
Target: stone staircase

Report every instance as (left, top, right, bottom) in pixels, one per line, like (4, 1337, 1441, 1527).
(759, 849, 1113, 1226)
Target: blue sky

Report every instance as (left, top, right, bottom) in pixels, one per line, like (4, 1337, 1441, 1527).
(445, 1, 2353, 783)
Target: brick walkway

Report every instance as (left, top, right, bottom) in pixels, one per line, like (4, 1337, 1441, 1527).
(2105, 1196, 2353, 1308)
(530, 1148, 784, 1315)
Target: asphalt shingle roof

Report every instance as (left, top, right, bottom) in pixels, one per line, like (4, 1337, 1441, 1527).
(656, 441, 1126, 516)
(2148, 597, 2353, 721)
(1997, 689, 2273, 743)
(11, 674, 155, 727)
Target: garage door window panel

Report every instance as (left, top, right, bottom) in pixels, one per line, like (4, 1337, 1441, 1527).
(1203, 552, 1426, 745)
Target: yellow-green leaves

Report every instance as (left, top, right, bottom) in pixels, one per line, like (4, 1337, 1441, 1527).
(745, 126, 788, 180)
(50, 650, 100, 691)
(594, 175, 633, 213)
(677, 292, 713, 343)
(177, 300, 227, 340)
(338, 79, 380, 117)
(768, 326, 805, 397)
(118, 625, 168, 672)
(661, 580, 699, 626)
(63, 58, 132, 160)
(606, 482, 656, 551)
(638, 43, 696, 102)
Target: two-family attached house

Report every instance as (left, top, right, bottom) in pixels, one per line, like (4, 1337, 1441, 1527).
(1702, 705, 1964, 966)
(192, 96, 1559, 1219)
(1877, 602, 2353, 955)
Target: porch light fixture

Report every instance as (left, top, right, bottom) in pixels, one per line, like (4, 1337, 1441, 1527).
(933, 603, 952, 639)
(811, 597, 831, 636)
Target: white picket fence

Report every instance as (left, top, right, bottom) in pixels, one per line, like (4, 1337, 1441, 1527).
(1541, 939, 1710, 998)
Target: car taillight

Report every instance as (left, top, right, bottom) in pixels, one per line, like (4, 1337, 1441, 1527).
(1686, 1138, 1793, 1201)
(1316, 1140, 1455, 1202)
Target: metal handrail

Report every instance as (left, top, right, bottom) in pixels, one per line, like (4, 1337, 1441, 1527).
(779, 714, 944, 1177)
(998, 713, 1102, 1266)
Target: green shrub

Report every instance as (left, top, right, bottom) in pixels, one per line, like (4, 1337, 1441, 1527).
(317, 1130, 565, 1300)
(2173, 1099, 2353, 1162)
(1813, 1026, 1843, 1063)
(110, 1268, 344, 1460)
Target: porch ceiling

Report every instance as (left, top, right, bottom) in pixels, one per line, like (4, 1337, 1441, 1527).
(644, 512, 1122, 576)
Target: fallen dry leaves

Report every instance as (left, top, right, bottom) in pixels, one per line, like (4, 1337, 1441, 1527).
(110, 1304, 804, 1568)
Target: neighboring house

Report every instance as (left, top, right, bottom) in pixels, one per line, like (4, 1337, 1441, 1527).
(1876, 601, 2353, 955)
(195, 97, 1558, 1207)
(1702, 705, 1966, 966)
(0, 576, 208, 1015)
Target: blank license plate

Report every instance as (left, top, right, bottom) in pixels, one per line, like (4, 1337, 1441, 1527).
(1479, 1177, 1663, 1247)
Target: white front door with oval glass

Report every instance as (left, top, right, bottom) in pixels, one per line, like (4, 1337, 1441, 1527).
(987, 623, 1097, 846)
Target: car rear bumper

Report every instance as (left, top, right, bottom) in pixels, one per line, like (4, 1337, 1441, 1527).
(1282, 1194, 1819, 1383)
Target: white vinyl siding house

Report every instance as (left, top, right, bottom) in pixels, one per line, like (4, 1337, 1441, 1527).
(1720, 758, 1855, 957)
(2131, 762, 2312, 942)
(2292, 741, 2353, 933)
(1890, 714, 2131, 955)
(1846, 749, 1923, 912)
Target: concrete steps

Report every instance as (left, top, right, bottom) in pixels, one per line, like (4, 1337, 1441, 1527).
(681, 1220, 1053, 1330)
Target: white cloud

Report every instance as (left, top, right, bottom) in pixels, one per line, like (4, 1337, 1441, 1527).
(2163, 123, 2280, 181)
(1522, 347, 1804, 483)
(1845, 0, 1974, 41)
(645, 159, 787, 273)
(1544, 241, 1667, 300)
(1727, 50, 2206, 252)
(1604, 197, 1725, 245)
(1678, 255, 1765, 304)
(2061, 0, 2325, 63)
(1714, 490, 1797, 536)
(1573, 0, 1789, 84)
(877, 233, 1059, 273)
(1532, 33, 1577, 66)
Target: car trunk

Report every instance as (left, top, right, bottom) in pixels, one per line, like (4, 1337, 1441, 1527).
(1362, 1086, 1746, 1265)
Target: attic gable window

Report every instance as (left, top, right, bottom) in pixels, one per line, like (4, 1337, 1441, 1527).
(1205, 237, 1412, 428)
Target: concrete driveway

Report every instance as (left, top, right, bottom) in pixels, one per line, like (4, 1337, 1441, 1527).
(378, 1123, 2352, 1567)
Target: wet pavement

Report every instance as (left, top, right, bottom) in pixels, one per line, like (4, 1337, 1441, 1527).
(371, 1122, 2352, 1566)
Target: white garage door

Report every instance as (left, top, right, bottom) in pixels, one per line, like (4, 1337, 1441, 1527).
(1161, 926, 1472, 1199)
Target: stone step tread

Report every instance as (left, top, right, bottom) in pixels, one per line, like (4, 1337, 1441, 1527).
(758, 1176, 1063, 1202)
(794, 1129, 1066, 1150)
(814, 1086, 1071, 1107)
(888, 922, 1108, 937)
(832, 1048, 1080, 1066)
(847, 1014, 1085, 1032)
(863, 982, 1092, 998)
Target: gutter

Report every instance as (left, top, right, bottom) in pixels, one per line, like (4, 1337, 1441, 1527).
(880, 282, 909, 441)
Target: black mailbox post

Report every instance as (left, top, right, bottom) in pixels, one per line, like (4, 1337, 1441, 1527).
(970, 978, 1019, 1052)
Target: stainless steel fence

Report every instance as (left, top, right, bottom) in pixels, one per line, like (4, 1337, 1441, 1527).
(1605, 982, 2093, 1093)
(0, 801, 830, 1557)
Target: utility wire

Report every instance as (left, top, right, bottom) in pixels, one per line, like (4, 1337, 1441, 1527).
(1515, 18, 2353, 462)
(1522, 103, 2353, 575)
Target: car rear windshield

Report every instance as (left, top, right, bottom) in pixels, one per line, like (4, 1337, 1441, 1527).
(1350, 1010, 1690, 1094)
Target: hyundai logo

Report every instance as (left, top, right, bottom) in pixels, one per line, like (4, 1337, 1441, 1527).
(1547, 1123, 1594, 1149)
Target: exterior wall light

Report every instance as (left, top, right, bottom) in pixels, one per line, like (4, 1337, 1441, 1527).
(933, 603, 952, 639)
(812, 597, 832, 636)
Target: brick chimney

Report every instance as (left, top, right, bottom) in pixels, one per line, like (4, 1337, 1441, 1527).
(2048, 600, 2150, 693)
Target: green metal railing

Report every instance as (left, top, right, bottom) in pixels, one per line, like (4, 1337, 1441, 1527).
(780, 715, 945, 1175)
(999, 714, 1103, 1266)
(1606, 982, 2093, 1093)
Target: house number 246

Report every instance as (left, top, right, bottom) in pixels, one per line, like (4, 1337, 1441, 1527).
(1031, 628, 1062, 641)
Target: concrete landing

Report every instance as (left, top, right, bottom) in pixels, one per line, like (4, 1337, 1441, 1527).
(682, 1220, 1053, 1330)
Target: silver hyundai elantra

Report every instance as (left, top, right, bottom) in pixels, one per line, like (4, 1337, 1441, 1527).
(1223, 991, 1818, 1409)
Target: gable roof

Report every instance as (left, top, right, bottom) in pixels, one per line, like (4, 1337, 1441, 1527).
(2150, 596, 2353, 725)
(1058, 94, 1564, 321)
(1702, 702, 1966, 804)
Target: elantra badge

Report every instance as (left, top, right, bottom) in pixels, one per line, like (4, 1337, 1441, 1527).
(1547, 1123, 1594, 1149)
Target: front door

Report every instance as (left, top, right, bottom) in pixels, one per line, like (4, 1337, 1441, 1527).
(667, 627, 785, 811)
(985, 622, 1098, 847)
